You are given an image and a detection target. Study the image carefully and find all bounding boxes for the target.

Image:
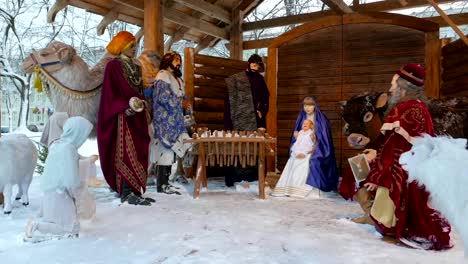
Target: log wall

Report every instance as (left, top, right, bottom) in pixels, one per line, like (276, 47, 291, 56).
(441, 36, 468, 97)
(276, 24, 426, 172)
(185, 48, 247, 130)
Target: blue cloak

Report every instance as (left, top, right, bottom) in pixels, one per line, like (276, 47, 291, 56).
(291, 97, 338, 192)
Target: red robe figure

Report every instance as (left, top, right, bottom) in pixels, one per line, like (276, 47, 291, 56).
(363, 64, 452, 250)
(97, 31, 154, 206)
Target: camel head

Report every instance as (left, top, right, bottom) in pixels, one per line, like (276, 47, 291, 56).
(22, 41, 76, 74)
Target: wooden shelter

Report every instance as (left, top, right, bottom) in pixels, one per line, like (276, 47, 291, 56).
(45, 0, 468, 174)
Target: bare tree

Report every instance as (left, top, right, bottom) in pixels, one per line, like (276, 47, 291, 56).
(0, 0, 65, 128)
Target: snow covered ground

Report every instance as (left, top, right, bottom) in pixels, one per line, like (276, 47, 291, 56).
(0, 138, 465, 264)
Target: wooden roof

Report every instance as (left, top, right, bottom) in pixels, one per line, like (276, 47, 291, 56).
(48, 0, 262, 49)
(48, 0, 468, 51)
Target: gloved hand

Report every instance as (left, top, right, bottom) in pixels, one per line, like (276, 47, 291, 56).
(125, 108, 136, 116)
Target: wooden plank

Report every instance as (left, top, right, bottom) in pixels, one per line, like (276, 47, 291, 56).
(321, 0, 353, 14)
(426, 0, 468, 46)
(193, 111, 224, 123)
(194, 78, 227, 88)
(144, 0, 164, 55)
(266, 48, 278, 173)
(242, 0, 455, 31)
(184, 47, 195, 106)
(195, 66, 241, 78)
(194, 86, 227, 100)
(47, 0, 69, 23)
(442, 37, 468, 54)
(269, 16, 342, 48)
(173, 0, 231, 24)
(442, 50, 468, 68)
(342, 12, 439, 32)
(195, 54, 246, 69)
(442, 65, 468, 81)
(425, 31, 441, 98)
(194, 98, 225, 112)
(243, 38, 274, 50)
(165, 8, 228, 39)
(425, 13, 468, 27)
(230, 6, 243, 60)
(96, 7, 119, 35)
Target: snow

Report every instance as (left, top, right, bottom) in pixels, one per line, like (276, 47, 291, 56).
(0, 139, 466, 264)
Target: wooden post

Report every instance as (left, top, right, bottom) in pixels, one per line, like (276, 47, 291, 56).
(194, 141, 206, 199)
(144, 0, 164, 56)
(230, 7, 243, 60)
(266, 47, 277, 172)
(426, 0, 468, 47)
(258, 141, 266, 199)
(184, 47, 195, 106)
(425, 31, 441, 98)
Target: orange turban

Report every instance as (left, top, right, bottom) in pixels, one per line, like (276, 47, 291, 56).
(106, 31, 136, 56)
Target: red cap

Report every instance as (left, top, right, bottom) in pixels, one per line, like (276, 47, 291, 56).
(396, 63, 425, 87)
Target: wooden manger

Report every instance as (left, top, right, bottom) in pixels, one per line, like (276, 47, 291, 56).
(184, 127, 276, 199)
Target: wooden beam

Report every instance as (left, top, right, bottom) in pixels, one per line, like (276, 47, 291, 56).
(426, 0, 468, 46)
(230, 6, 243, 60)
(47, 0, 69, 23)
(165, 8, 228, 39)
(116, 0, 228, 39)
(321, 0, 353, 15)
(184, 47, 195, 106)
(237, 0, 262, 16)
(96, 7, 119, 36)
(425, 31, 441, 98)
(135, 27, 144, 44)
(243, 13, 468, 50)
(144, 0, 164, 55)
(195, 36, 218, 53)
(172, 0, 231, 24)
(243, 0, 456, 31)
(425, 13, 468, 26)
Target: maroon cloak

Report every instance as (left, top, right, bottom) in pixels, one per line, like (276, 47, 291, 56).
(367, 99, 451, 250)
(97, 59, 151, 195)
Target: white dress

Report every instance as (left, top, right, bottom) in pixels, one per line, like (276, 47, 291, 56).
(271, 129, 315, 198)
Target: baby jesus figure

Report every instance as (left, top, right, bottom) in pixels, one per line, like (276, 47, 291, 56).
(291, 119, 316, 159)
(271, 119, 317, 199)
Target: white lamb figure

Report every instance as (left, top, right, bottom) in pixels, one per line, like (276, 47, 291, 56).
(0, 134, 38, 214)
(399, 134, 468, 257)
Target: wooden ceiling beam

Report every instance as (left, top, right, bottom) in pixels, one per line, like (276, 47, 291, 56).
(165, 8, 228, 39)
(96, 6, 119, 36)
(321, 0, 353, 15)
(172, 0, 231, 24)
(115, 0, 229, 39)
(243, 0, 457, 31)
(426, 0, 468, 46)
(195, 35, 218, 53)
(425, 13, 468, 27)
(242, 12, 468, 50)
(47, 0, 69, 23)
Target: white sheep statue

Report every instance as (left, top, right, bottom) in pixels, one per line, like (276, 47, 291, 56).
(399, 134, 468, 257)
(0, 134, 38, 214)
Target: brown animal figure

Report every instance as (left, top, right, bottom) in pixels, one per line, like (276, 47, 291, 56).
(341, 92, 468, 149)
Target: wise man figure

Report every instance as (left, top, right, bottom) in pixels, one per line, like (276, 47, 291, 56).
(97, 31, 154, 206)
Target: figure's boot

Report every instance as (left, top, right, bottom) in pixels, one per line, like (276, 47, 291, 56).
(121, 180, 151, 206)
(351, 187, 374, 225)
(157, 166, 180, 195)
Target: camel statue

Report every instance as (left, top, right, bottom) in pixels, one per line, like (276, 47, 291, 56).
(22, 41, 115, 136)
